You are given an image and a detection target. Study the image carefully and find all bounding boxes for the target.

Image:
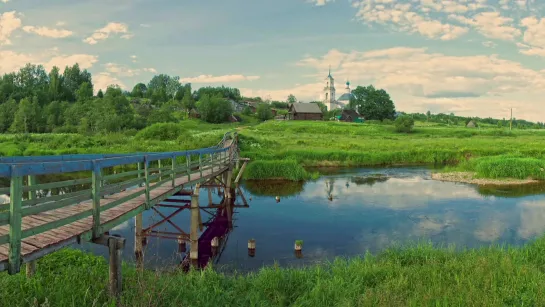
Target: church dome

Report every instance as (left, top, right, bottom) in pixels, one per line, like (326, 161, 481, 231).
(337, 93, 354, 102)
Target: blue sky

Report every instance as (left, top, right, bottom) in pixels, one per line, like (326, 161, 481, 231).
(1, 0, 545, 121)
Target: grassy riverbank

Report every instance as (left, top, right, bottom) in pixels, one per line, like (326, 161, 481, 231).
(1, 119, 545, 182)
(238, 121, 545, 181)
(3, 239, 545, 306)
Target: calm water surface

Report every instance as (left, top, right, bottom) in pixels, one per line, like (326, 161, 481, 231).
(78, 167, 545, 272)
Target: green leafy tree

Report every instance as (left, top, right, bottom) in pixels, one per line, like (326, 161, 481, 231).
(242, 106, 252, 116)
(256, 103, 273, 121)
(97, 89, 104, 98)
(0, 98, 17, 132)
(76, 82, 93, 102)
(351, 85, 396, 121)
(287, 94, 297, 104)
(197, 94, 233, 123)
(181, 87, 195, 110)
(394, 115, 414, 133)
(131, 83, 147, 98)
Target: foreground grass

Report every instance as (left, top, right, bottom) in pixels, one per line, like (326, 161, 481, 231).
(4, 239, 545, 306)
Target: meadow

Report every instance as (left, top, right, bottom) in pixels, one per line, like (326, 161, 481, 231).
(3, 240, 545, 306)
(239, 120, 545, 180)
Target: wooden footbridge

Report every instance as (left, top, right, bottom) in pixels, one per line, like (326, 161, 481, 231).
(0, 131, 248, 295)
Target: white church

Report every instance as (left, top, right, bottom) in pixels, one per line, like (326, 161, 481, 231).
(322, 67, 354, 111)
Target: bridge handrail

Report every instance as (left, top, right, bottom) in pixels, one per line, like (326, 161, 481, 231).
(0, 131, 237, 178)
(0, 131, 238, 274)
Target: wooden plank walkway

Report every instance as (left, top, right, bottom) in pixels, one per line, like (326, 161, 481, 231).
(0, 164, 228, 267)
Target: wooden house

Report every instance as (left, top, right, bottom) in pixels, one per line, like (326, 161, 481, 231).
(338, 109, 364, 123)
(287, 103, 323, 120)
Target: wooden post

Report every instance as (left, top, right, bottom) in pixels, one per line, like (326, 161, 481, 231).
(144, 157, 150, 209)
(171, 157, 176, 187)
(199, 154, 203, 179)
(91, 162, 102, 238)
(186, 154, 191, 182)
(208, 188, 213, 206)
(225, 168, 233, 229)
(108, 236, 124, 298)
(158, 159, 162, 182)
(190, 184, 200, 267)
(135, 213, 143, 270)
(26, 175, 36, 277)
(137, 162, 142, 187)
(210, 154, 214, 173)
(8, 174, 23, 275)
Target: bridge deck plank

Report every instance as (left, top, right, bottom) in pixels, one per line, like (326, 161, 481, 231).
(0, 166, 222, 264)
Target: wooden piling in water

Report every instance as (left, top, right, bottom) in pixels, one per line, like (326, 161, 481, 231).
(190, 184, 201, 267)
(26, 175, 37, 277)
(134, 213, 143, 270)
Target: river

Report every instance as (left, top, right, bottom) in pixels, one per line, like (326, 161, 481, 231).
(70, 166, 545, 272)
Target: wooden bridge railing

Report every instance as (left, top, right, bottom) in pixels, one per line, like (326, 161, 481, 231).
(0, 131, 238, 273)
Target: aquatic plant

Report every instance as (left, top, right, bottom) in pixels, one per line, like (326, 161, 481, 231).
(243, 160, 313, 181)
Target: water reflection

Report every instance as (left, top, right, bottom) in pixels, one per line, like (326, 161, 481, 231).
(5, 167, 545, 273)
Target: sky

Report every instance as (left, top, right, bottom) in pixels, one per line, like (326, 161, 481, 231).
(1, 0, 545, 121)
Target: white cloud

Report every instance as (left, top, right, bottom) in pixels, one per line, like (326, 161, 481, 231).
(44, 54, 98, 71)
(94, 72, 126, 94)
(56, 21, 66, 27)
(22, 25, 73, 38)
(83, 22, 132, 45)
(0, 50, 98, 75)
(245, 46, 545, 121)
(308, 0, 334, 6)
(102, 63, 158, 77)
(181, 74, 260, 83)
(139, 23, 151, 28)
(143, 67, 157, 73)
(449, 12, 521, 41)
(0, 11, 22, 45)
(1, 0, 10, 3)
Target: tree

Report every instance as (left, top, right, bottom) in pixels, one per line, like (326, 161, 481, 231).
(426, 110, 431, 121)
(242, 106, 252, 116)
(131, 83, 147, 98)
(394, 115, 414, 133)
(287, 94, 297, 104)
(197, 94, 233, 123)
(181, 87, 195, 110)
(256, 103, 273, 121)
(97, 89, 104, 98)
(76, 82, 93, 101)
(351, 85, 396, 121)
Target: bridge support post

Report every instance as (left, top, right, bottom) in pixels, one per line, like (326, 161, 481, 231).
(134, 213, 144, 270)
(190, 184, 201, 267)
(225, 168, 233, 230)
(26, 175, 37, 277)
(93, 235, 125, 299)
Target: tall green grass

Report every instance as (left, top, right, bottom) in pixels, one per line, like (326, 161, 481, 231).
(244, 160, 318, 181)
(4, 240, 545, 306)
(446, 155, 545, 179)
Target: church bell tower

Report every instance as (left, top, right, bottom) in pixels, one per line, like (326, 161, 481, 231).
(323, 65, 336, 111)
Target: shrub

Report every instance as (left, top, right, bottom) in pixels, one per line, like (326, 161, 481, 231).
(244, 160, 312, 181)
(135, 123, 187, 141)
(394, 115, 414, 133)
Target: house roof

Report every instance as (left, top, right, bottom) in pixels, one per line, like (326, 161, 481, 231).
(342, 109, 361, 118)
(290, 103, 322, 114)
(337, 93, 355, 102)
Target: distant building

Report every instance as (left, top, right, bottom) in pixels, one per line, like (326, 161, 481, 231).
(322, 67, 354, 111)
(229, 99, 246, 113)
(287, 103, 323, 120)
(466, 120, 477, 128)
(338, 109, 364, 123)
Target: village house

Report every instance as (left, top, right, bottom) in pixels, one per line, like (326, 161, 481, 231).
(287, 103, 323, 120)
(337, 109, 364, 123)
